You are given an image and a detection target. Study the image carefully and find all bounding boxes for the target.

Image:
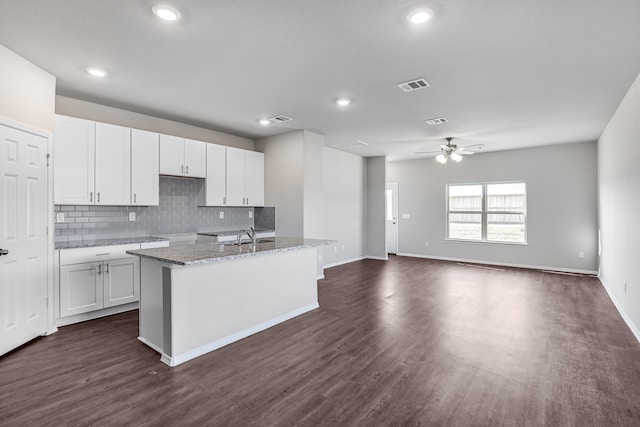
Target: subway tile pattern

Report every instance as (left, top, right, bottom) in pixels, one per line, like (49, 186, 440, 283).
(55, 177, 275, 243)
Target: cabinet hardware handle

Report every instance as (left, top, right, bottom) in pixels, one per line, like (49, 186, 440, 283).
(98, 264, 102, 275)
(105, 263, 109, 274)
(181, 165, 184, 174)
(0, 249, 9, 256)
(90, 192, 93, 203)
(186, 165, 189, 175)
(97, 192, 101, 203)
(134, 194, 137, 203)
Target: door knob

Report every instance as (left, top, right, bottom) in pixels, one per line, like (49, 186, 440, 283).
(0, 249, 9, 256)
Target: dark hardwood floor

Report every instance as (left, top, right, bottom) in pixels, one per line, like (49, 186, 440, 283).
(2, 256, 640, 426)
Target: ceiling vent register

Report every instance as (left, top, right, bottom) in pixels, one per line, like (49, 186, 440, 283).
(425, 117, 449, 125)
(331, 140, 369, 150)
(269, 115, 293, 123)
(397, 78, 431, 92)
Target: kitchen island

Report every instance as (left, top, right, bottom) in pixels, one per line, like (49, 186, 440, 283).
(127, 237, 333, 366)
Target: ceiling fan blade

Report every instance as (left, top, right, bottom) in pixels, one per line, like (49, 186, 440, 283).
(457, 150, 475, 155)
(415, 150, 441, 155)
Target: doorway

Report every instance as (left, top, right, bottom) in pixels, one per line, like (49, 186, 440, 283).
(0, 122, 49, 356)
(386, 183, 398, 254)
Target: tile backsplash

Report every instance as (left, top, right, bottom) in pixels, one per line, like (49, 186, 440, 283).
(55, 176, 275, 243)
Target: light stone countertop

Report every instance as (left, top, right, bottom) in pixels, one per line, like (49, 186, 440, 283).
(126, 236, 335, 266)
(56, 236, 169, 250)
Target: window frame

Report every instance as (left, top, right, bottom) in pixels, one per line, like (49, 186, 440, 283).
(446, 181, 527, 245)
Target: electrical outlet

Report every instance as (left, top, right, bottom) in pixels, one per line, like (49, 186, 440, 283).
(402, 213, 411, 219)
(578, 251, 584, 259)
(129, 212, 136, 221)
(219, 211, 224, 219)
(342, 245, 345, 251)
(334, 246, 338, 253)
(56, 213, 65, 223)
(425, 241, 429, 247)
(249, 210, 253, 218)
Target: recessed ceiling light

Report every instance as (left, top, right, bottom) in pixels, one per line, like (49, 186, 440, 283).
(407, 8, 433, 24)
(152, 4, 181, 22)
(258, 119, 270, 125)
(336, 98, 351, 107)
(86, 67, 108, 78)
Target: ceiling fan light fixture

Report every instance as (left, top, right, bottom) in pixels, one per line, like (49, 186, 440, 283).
(451, 152, 463, 162)
(436, 154, 447, 164)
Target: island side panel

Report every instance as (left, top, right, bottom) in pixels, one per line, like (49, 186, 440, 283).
(138, 257, 165, 353)
(168, 247, 318, 364)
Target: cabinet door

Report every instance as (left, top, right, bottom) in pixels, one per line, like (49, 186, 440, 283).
(184, 139, 206, 178)
(53, 116, 95, 204)
(103, 257, 140, 308)
(203, 143, 226, 205)
(60, 262, 103, 317)
(244, 150, 264, 207)
(226, 147, 245, 206)
(131, 129, 159, 206)
(159, 134, 184, 176)
(95, 123, 131, 205)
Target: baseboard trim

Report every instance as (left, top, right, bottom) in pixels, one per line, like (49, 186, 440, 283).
(55, 302, 139, 327)
(137, 336, 163, 354)
(396, 253, 598, 276)
(366, 256, 389, 261)
(324, 256, 365, 269)
(599, 278, 640, 344)
(161, 302, 320, 367)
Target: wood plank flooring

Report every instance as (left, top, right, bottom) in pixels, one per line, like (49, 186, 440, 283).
(2, 256, 640, 426)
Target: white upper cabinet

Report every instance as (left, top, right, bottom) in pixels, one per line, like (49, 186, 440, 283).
(159, 134, 206, 178)
(184, 139, 206, 178)
(225, 147, 246, 206)
(225, 147, 264, 207)
(95, 123, 131, 205)
(131, 129, 159, 206)
(198, 143, 226, 206)
(54, 116, 95, 205)
(244, 150, 265, 207)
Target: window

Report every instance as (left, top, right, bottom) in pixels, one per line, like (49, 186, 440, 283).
(447, 182, 526, 243)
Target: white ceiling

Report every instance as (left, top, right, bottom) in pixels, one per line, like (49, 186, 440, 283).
(1, 0, 639, 160)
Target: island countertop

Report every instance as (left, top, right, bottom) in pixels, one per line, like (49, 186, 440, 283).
(126, 236, 335, 266)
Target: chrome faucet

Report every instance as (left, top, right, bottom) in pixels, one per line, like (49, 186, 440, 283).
(246, 227, 256, 245)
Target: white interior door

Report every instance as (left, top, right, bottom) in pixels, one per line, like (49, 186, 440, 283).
(0, 123, 48, 356)
(386, 183, 398, 254)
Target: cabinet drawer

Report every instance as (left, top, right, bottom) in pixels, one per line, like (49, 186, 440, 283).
(59, 243, 140, 265)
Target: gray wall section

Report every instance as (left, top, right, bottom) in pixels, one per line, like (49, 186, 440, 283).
(365, 157, 387, 259)
(387, 142, 598, 272)
(303, 131, 325, 239)
(322, 147, 365, 266)
(55, 176, 274, 242)
(255, 131, 305, 237)
(598, 72, 640, 339)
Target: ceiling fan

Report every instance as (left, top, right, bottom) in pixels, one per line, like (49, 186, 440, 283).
(416, 137, 484, 164)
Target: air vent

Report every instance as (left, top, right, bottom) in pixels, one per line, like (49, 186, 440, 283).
(397, 78, 431, 92)
(331, 140, 368, 150)
(268, 115, 293, 123)
(425, 117, 449, 125)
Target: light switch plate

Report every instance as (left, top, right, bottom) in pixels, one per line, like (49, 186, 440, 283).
(56, 213, 65, 223)
(402, 213, 411, 219)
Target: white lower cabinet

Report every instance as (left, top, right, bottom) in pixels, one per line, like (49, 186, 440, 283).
(58, 244, 143, 320)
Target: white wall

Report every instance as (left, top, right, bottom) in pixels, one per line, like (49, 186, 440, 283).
(365, 157, 387, 259)
(323, 147, 365, 267)
(56, 96, 253, 150)
(0, 44, 56, 133)
(598, 72, 640, 341)
(387, 142, 598, 273)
